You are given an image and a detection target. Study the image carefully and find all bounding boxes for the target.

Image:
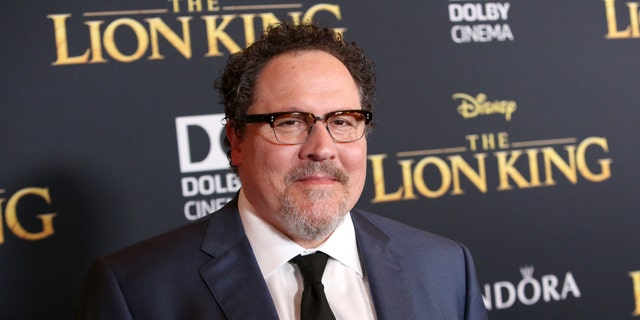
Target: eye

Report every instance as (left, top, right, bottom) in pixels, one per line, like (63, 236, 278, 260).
(276, 119, 305, 126)
(273, 115, 309, 130)
(330, 115, 357, 127)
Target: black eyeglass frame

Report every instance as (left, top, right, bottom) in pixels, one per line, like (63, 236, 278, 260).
(241, 109, 373, 144)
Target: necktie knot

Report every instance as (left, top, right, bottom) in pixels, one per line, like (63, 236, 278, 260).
(291, 252, 330, 285)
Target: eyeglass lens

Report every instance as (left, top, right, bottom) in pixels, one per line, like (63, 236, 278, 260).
(271, 111, 367, 144)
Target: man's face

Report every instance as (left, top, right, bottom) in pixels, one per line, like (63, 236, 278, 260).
(227, 50, 368, 247)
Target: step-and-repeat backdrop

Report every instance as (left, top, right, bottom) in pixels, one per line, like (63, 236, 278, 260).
(2, 0, 638, 318)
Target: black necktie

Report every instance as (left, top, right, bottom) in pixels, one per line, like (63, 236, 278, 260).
(291, 252, 336, 320)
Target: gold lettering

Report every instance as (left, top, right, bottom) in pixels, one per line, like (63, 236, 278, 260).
(188, 0, 203, 12)
(170, 0, 218, 13)
(207, 0, 220, 12)
(171, 0, 181, 13)
(368, 135, 612, 202)
(496, 149, 531, 190)
(525, 148, 543, 187)
(399, 159, 418, 200)
(466, 134, 480, 151)
(497, 132, 509, 148)
(630, 271, 640, 316)
(453, 93, 517, 121)
(240, 14, 258, 48)
(146, 17, 193, 60)
(48, 14, 91, 66)
(369, 154, 405, 203)
(604, 0, 632, 38)
(576, 137, 612, 182)
(50, 4, 347, 65)
(542, 146, 578, 185)
(413, 157, 451, 198)
(466, 132, 508, 151)
(203, 15, 242, 57)
(0, 198, 5, 244)
(303, 4, 345, 35)
(449, 154, 487, 195)
(303, 4, 342, 23)
(482, 133, 496, 150)
(628, 2, 640, 37)
(85, 20, 107, 63)
(4, 188, 57, 241)
(288, 11, 303, 25)
(103, 18, 149, 62)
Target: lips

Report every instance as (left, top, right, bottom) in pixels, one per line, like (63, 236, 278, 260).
(297, 174, 339, 184)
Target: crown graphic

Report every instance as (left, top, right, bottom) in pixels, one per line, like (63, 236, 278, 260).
(520, 265, 535, 278)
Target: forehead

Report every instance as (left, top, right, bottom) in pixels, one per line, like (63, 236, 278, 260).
(251, 50, 360, 114)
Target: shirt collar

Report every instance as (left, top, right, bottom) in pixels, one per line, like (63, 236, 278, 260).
(237, 189, 363, 278)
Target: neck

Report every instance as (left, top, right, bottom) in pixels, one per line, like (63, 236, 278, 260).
(291, 233, 332, 249)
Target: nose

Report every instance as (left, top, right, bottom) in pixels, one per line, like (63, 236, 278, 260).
(299, 123, 337, 161)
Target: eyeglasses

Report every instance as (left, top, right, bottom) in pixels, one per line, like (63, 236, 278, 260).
(242, 110, 373, 145)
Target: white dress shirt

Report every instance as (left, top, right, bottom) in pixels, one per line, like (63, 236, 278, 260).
(237, 189, 377, 320)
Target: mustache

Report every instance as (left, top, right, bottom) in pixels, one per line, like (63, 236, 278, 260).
(285, 162, 349, 185)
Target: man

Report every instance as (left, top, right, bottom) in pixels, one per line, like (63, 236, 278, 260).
(77, 23, 488, 320)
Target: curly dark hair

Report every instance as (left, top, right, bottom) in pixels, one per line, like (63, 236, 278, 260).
(214, 22, 376, 169)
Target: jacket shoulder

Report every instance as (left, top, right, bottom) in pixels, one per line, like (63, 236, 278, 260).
(102, 217, 212, 270)
(352, 209, 463, 249)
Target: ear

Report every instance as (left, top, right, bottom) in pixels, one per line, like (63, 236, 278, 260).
(226, 123, 243, 167)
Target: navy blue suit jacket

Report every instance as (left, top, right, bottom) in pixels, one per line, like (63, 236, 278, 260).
(77, 198, 488, 319)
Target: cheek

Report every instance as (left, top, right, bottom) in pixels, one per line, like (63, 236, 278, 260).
(251, 142, 298, 177)
(340, 142, 368, 177)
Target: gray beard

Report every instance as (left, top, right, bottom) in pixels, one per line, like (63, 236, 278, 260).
(277, 162, 351, 241)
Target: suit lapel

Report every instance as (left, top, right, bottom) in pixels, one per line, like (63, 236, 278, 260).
(196, 200, 417, 319)
(199, 199, 279, 320)
(352, 210, 415, 320)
